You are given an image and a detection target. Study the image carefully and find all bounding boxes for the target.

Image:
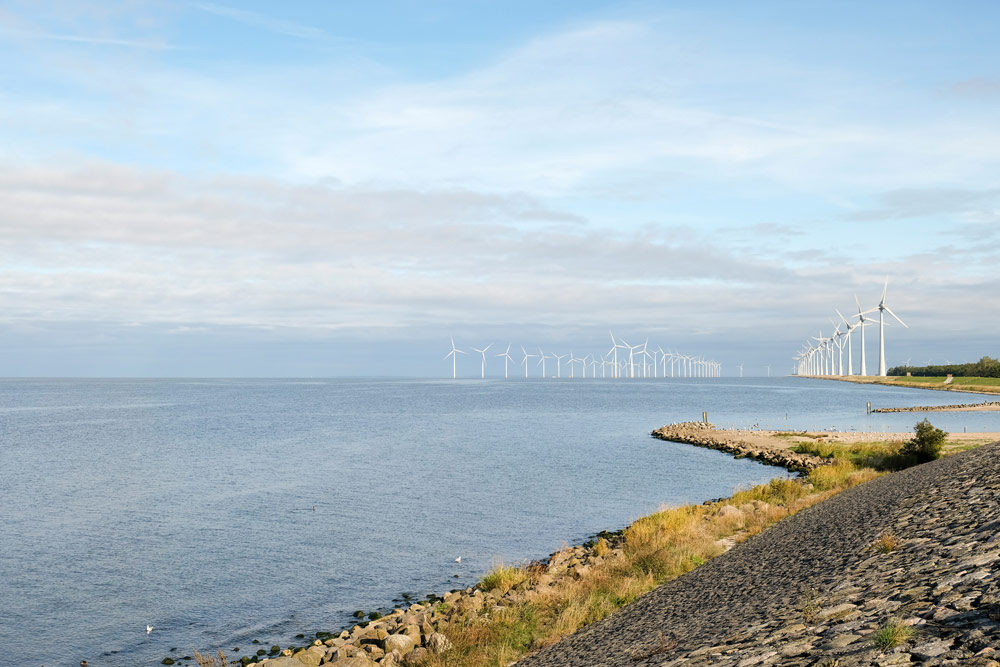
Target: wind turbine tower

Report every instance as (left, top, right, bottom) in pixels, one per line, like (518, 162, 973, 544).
(471, 344, 493, 379)
(876, 278, 908, 376)
(444, 336, 467, 379)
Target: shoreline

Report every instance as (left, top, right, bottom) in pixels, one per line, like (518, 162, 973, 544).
(211, 423, 870, 667)
(872, 401, 1000, 413)
(797, 374, 1000, 396)
(176, 421, 1000, 667)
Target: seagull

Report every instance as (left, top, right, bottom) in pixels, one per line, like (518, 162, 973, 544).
(146, 625, 154, 635)
(454, 557, 462, 564)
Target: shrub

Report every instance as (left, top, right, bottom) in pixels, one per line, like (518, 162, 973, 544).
(900, 419, 946, 463)
(874, 532, 900, 553)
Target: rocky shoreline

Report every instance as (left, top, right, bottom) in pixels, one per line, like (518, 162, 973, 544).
(517, 441, 1000, 666)
(179, 535, 630, 667)
(164, 421, 818, 667)
(872, 401, 1000, 413)
(650, 421, 828, 472)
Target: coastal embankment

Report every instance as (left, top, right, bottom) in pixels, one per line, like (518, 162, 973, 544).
(518, 440, 1000, 666)
(799, 374, 1000, 397)
(872, 401, 1000, 413)
(193, 423, 1000, 667)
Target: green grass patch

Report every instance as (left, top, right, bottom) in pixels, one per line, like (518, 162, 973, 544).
(791, 440, 915, 472)
(872, 619, 916, 650)
(480, 561, 529, 595)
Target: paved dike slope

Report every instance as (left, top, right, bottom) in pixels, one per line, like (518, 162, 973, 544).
(518, 442, 1000, 666)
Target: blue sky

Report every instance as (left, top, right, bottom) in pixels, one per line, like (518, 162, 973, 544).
(1, 1, 998, 376)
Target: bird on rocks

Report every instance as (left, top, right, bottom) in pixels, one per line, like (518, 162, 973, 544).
(146, 624, 154, 635)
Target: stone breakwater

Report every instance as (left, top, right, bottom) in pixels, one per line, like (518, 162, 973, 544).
(209, 536, 627, 667)
(650, 421, 828, 472)
(873, 401, 1000, 413)
(517, 441, 1000, 667)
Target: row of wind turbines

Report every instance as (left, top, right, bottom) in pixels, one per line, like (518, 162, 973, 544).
(445, 333, 721, 379)
(794, 279, 907, 377)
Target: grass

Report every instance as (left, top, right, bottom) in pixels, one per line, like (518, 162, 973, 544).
(480, 561, 529, 596)
(790, 440, 916, 472)
(872, 619, 916, 650)
(419, 457, 885, 667)
(874, 532, 901, 553)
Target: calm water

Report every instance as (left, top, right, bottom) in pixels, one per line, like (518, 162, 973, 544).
(1, 378, 997, 666)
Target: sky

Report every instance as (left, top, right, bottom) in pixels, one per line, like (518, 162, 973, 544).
(1, 0, 998, 377)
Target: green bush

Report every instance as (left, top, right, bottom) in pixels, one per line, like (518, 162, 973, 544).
(900, 419, 946, 463)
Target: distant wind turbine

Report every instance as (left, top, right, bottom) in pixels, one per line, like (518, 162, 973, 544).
(520, 346, 537, 379)
(496, 343, 514, 379)
(444, 336, 467, 379)
(471, 343, 493, 379)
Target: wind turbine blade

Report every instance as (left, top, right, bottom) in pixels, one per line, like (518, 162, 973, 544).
(884, 306, 908, 328)
(881, 277, 888, 304)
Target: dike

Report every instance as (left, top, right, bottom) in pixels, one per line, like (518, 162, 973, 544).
(516, 441, 1000, 666)
(651, 421, 828, 472)
(873, 401, 1000, 413)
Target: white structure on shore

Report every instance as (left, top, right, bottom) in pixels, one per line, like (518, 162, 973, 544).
(792, 279, 908, 378)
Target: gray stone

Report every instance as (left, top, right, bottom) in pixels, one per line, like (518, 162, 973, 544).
(911, 639, 954, 660)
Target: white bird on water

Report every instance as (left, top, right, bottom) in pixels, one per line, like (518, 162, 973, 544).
(146, 625, 154, 635)
(454, 557, 461, 564)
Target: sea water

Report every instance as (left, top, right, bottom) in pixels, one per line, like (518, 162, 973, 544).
(1, 377, 996, 666)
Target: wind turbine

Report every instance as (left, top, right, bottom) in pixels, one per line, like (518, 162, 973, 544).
(738, 362, 743, 378)
(765, 364, 771, 377)
(520, 346, 537, 378)
(607, 332, 625, 379)
(554, 353, 567, 379)
(855, 295, 877, 376)
(444, 336, 467, 379)
(536, 349, 549, 378)
(876, 278, 908, 376)
(837, 309, 858, 376)
(568, 351, 580, 379)
(496, 343, 513, 379)
(470, 344, 493, 379)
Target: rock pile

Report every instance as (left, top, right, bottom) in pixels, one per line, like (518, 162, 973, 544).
(244, 538, 625, 666)
(651, 422, 828, 472)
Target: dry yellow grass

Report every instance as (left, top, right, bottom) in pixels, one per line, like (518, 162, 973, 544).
(421, 459, 884, 667)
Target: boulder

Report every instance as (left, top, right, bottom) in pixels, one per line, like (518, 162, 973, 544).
(402, 647, 429, 665)
(426, 633, 453, 655)
(292, 646, 324, 667)
(258, 659, 302, 667)
(382, 633, 415, 655)
(328, 657, 376, 667)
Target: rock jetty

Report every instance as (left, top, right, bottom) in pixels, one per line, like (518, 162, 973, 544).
(651, 421, 828, 472)
(873, 401, 1000, 413)
(517, 441, 1000, 666)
